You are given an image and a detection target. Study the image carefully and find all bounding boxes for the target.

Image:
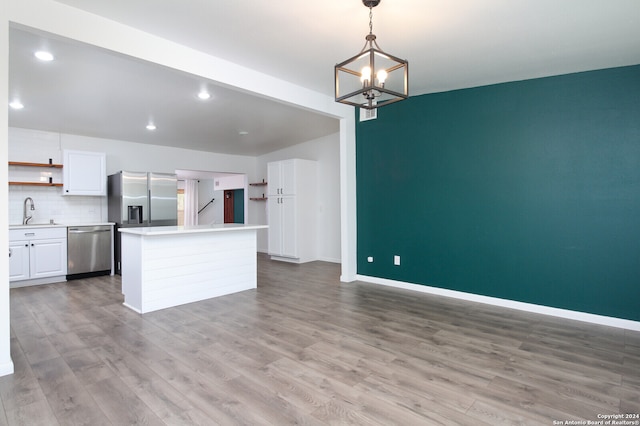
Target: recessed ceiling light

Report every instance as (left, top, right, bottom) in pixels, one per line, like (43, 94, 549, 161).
(238, 130, 249, 135)
(146, 123, 156, 131)
(9, 100, 24, 110)
(34, 51, 54, 61)
(197, 91, 211, 100)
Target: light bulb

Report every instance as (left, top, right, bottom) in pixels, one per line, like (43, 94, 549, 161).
(360, 66, 371, 84)
(377, 69, 388, 85)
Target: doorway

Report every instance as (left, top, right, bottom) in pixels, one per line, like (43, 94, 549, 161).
(224, 189, 244, 223)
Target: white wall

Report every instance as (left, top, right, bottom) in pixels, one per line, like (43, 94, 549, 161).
(257, 132, 341, 263)
(196, 181, 222, 225)
(8, 127, 260, 226)
(214, 175, 246, 191)
(0, 6, 14, 377)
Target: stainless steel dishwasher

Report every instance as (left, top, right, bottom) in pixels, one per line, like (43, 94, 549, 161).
(67, 225, 112, 276)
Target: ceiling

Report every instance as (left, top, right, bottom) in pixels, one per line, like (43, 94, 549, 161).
(8, 0, 640, 156)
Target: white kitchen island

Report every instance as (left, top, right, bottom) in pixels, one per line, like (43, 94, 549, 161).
(119, 224, 268, 313)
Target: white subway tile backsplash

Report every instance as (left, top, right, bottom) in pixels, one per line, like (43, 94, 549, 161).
(9, 186, 106, 225)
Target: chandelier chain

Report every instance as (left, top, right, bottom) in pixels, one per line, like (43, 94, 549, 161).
(369, 6, 373, 35)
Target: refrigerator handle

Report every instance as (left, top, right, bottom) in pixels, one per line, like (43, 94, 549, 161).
(148, 189, 152, 226)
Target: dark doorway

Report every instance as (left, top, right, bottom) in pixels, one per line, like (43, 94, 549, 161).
(224, 189, 244, 223)
(224, 190, 234, 223)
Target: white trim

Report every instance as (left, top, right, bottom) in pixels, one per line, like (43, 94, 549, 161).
(0, 5, 12, 378)
(356, 274, 640, 331)
(317, 256, 341, 264)
(10, 276, 66, 288)
(339, 115, 357, 283)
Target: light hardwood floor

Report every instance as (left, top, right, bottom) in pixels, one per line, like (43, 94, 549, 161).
(1, 254, 639, 425)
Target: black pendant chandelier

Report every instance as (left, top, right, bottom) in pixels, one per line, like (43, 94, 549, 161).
(335, 0, 409, 110)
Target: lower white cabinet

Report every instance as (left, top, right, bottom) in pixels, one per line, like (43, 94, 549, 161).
(9, 227, 67, 286)
(268, 196, 297, 258)
(8, 240, 30, 281)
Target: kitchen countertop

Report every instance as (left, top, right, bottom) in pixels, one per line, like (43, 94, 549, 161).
(9, 222, 115, 229)
(119, 223, 267, 236)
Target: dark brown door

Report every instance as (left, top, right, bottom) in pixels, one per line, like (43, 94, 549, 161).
(224, 190, 234, 223)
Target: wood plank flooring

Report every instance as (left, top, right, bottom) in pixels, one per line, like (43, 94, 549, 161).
(1, 254, 639, 425)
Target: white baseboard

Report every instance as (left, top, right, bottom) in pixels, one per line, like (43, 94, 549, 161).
(317, 256, 341, 264)
(0, 360, 14, 377)
(10, 276, 66, 288)
(356, 274, 640, 331)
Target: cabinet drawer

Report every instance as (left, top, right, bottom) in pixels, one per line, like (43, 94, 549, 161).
(10, 227, 67, 241)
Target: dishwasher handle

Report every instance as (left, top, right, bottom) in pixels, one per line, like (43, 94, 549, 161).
(68, 228, 111, 233)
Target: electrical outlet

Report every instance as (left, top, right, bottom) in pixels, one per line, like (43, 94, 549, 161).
(394, 255, 400, 266)
(367, 256, 374, 263)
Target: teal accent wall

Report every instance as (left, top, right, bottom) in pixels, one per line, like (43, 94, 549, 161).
(233, 189, 244, 223)
(356, 65, 640, 321)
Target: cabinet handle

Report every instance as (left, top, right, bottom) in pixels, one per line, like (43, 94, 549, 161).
(8, 248, 11, 258)
(24, 244, 28, 247)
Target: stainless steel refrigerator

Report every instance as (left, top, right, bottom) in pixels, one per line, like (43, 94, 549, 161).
(108, 171, 178, 273)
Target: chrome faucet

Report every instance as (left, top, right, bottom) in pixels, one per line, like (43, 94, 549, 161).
(23, 197, 35, 225)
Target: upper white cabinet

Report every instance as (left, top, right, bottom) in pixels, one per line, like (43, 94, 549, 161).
(268, 159, 297, 196)
(63, 150, 106, 196)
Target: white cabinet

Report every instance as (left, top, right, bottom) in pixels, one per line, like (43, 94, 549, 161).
(268, 159, 297, 195)
(9, 240, 30, 281)
(31, 238, 67, 279)
(9, 227, 67, 287)
(267, 159, 317, 263)
(268, 196, 297, 258)
(63, 150, 106, 196)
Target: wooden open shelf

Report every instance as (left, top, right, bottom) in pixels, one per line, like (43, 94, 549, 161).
(249, 181, 267, 186)
(9, 181, 63, 187)
(9, 161, 63, 168)
(250, 197, 268, 201)
(9, 161, 63, 186)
